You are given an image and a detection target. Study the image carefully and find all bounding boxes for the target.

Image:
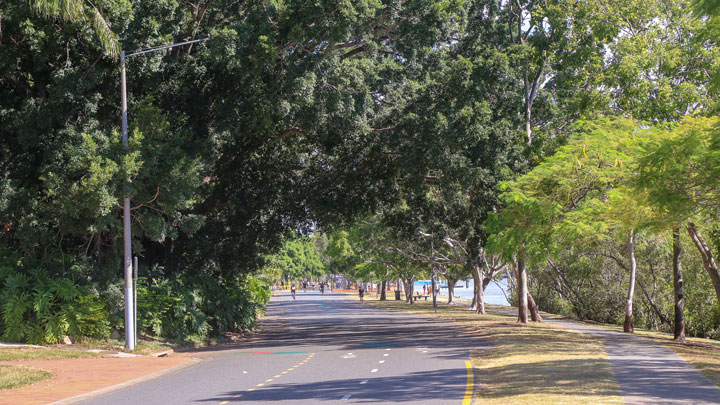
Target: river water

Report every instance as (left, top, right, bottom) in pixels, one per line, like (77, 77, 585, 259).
(413, 278, 510, 306)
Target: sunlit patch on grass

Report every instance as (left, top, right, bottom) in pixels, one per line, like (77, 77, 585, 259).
(0, 349, 101, 361)
(0, 365, 53, 390)
(366, 297, 623, 404)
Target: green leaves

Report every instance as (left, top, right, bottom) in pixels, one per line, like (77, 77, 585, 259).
(265, 235, 326, 281)
(636, 117, 720, 223)
(486, 118, 660, 261)
(29, 0, 119, 57)
(0, 267, 109, 344)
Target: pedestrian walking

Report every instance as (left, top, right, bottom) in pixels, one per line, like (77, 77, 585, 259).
(359, 285, 365, 304)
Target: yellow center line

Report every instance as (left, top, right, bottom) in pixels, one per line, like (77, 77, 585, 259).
(463, 360, 474, 405)
(220, 353, 317, 403)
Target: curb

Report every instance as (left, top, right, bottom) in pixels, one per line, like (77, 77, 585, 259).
(50, 356, 204, 404)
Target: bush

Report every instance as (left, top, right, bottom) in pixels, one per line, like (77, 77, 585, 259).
(0, 266, 109, 344)
(135, 266, 270, 342)
(0, 251, 271, 345)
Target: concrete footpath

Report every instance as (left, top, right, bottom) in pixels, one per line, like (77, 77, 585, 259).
(547, 319, 720, 404)
(0, 355, 196, 404)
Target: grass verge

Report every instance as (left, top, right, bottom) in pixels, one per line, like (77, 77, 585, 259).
(74, 339, 176, 355)
(0, 365, 53, 390)
(362, 296, 623, 404)
(0, 349, 101, 361)
(537, 311, 720, 387)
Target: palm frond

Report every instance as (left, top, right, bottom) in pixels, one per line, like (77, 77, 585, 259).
(89, 5, 119, 58)
(29, 0, 119, 59)
(31, 0, 85, 22)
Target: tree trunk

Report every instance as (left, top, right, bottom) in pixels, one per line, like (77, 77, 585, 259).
(517, 256, 528, 324)
(473, 264, 486, 315)
(431, 266, 437, 313)
(673, 227, 686, 343)
(470, 265, 479, 310)
(686, 222, 720, 304)
(446, 277, 458, 305)
(624, 229, 636, 333)
(525, 107, 532, 146)
(380, 279, 387, 301)
(404, 277, 414, 304)
(527, 292, 543, 322)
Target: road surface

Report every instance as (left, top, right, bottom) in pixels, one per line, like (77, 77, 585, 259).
(83, 291, 479, 404)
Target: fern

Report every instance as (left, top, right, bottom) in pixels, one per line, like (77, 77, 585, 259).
(2, 292, 30, 342)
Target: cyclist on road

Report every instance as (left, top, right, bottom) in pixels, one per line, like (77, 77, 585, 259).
(291, 283, 296, 300)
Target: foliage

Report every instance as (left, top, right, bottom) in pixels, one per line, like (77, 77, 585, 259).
(0, 264, 109, 344)
(2, 0, 720, 344)
(136, 270, 269, 342)
(636, 117, 720, 222)
(264, 235, 325, 282)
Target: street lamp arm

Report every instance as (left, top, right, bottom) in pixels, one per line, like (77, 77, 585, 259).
(125, 34, 210, 58)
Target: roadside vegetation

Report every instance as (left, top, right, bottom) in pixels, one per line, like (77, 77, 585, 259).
(0, 349, 101, 361)
(2, 0, 720, 358)
(0, 365, 53, 390)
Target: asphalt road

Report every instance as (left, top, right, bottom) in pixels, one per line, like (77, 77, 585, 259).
(83, 291, 479, 404)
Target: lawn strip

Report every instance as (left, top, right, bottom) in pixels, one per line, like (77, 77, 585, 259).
(0, 349, 102, 361)
(0, 364, 53, 390)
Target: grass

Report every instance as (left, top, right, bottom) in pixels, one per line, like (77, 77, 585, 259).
(0, 349, 101, 361)
(663, 339, 720, 387)
(363, 296, 623, 404)
(537, 310, 720, 387)
(0, 365, 53, 390)
(75, 338, 176, 355)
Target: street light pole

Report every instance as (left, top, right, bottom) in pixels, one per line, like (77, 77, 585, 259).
(120, 35, 209, 351)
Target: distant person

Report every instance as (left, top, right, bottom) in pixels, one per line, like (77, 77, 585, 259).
(291, 283, 296, 300)
(423, 284, 427, 295)
(320, 282, 325, 294)
(303, 281, 307, 293)
(359, 285, 365, 304)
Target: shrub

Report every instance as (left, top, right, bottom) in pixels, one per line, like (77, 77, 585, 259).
(0, 266, 109, 344)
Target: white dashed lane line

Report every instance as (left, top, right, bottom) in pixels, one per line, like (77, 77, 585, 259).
(360, 380, 368, 384)
(341, 395, 352, 400)
(371, 369, 378, 373)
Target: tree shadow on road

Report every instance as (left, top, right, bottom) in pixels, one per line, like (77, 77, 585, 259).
(198, 367, 467, 403)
